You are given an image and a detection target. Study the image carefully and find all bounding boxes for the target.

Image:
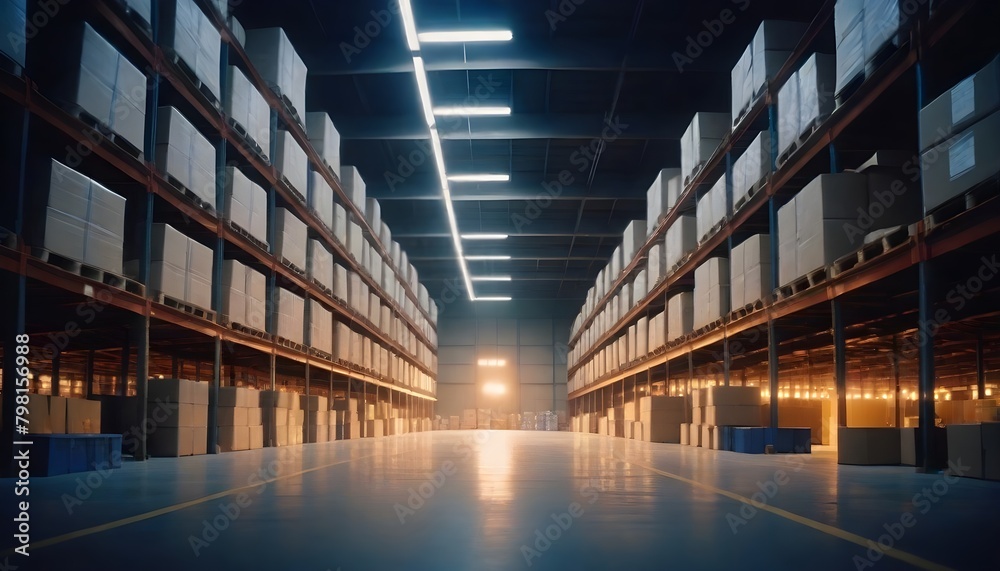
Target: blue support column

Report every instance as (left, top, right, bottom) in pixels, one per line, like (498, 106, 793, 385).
(768, 320, 779, 431)
(833, 299, 847, 429)
(917, 262, 937, 471)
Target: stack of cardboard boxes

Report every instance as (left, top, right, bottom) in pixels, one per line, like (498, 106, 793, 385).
(684, 386, 763, 450)
(26, 394, 98, 435)
(244, 27, 308, 128)
(333, 398, 360, 440)
(147, 379, 209, 457)
(155, 107, 217, 206)
(217, 386, 264, 452)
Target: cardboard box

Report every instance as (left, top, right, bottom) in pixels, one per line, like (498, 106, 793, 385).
(306, 112, 342, 175)
(680, 423, 690, 445)
(705, 405, 762, 427)
(148, 427, 194, 457)
(249, 424, 264, 449)
(647, 169, 683, 232)
(732, 131, 773, 207)
(706, 386, 761, 407)
(693, 257, 730, 329)
(838, 427, 901, 465)
(219, 425, 250, 452)
(224, 65, 270, 156)
(244, 27, 307, 123)
(702, 425, 715, 450)
(218, 407, 249, 426)
(161, 0, 220, 100)
(341, 166, 366, 211)
(223, 166, 268, 247)
(697, 175, 729, 241)
(922, 109, 1000, 213)
(155, 107, 216, 206)
(681, 112, 729, 183)
(690, 423, 702, 447)
(275, 287, 305, 345)
(665, 215, 697, 270)
(920, 55, 1000, 152)
(778, 53, 836, 157)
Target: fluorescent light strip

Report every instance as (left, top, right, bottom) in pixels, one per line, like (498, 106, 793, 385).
(434, 106, 511, 116)
(476, 296, 512, 301)
(472, 276, 512, 282)
(462, 234, 508, 240)
(398, 0, 420, 52)
(466, 255, 511, 261)
(448, 174, 510, 183)
(412, 57, 435, 127)
(418, 30, 513, 43)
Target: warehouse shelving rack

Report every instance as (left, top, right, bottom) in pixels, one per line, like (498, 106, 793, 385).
(566, 0, 1000, 470)
(0, 0, 437, 465)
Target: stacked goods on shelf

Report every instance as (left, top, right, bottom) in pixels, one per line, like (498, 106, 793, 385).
(155, 106, 217, 206)
(160, 0, 221, 101)
(304, 395, 329, 443)
(34, 22, 147, 153)
(224, 65, 271, 159)
(365, 198, 382, 244)
(731, 21, 809, 126)
(220, 259, 267, 330)
(275, 129, 309, 199)
(693, 257, 730, 329)
(621, 221, 647, 272)
(147, 379, 209, 457)
(778, 173, 874, 285)
(308, 299, 333, 355)
(306, 112, 342, 175)
(648, 243, 666, 285)
(31, 159, 126, 276)
(223, 166, 268, 246)
(920, 55, 1000, 212)
(244, 28, 307, 128)
(681, 112, 729, 184)
(1, 0, 25, 68)
(665, 214, 697, 270)
(147, 223, 213, 312)
(274, 288, 305, 345)
(347, 218, 364, 263)
(730, 234, 772, 310)
(331, 202, 349, 247)
(307, 238, 334, 291)
(777, 53, 837, 159)
(27, 394, 98, 434)
(835, 0, 910, 97)
(217, 387, 264, 452)
(667, 293, 694, 342)
(341, 166, 367, 212)
(648, 310, 665, 353)
(333, 398, 360, 440)
(640, 396, 687, 443)
(696, 175, 729, 242)
(732, 131, 773, 209)
(308, 169, 335, 229)
(273, 207, 308, 271)
(647, 169, 683, 235)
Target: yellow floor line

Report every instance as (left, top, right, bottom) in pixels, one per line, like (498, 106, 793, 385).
(5, 445, 417, 555)
(618, 454, 955, 571)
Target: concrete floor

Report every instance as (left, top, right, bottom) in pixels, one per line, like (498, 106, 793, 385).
(1, 431, 998, 570)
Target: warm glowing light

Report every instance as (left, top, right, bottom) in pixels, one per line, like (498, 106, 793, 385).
(483, 382, 506, 396)
(988, 388, 994, 397)
(478, 358, 506, 367)
(864, 394, 873, 400)
(944, 392, 952, 401)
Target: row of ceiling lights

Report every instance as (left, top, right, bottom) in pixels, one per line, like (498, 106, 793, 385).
(399, 0, 513, 302)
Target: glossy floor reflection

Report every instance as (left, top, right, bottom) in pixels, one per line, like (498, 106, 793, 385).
(2, 431, 998, 570)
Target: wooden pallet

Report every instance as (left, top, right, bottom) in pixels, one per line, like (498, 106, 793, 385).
(831, 250, 862, 277)
(926, 178, 1000, 231)
(225, 116, 269, 164)
(155, 293, 214, 321)
(226, 220, 268, 252)
(61, 102, 144, 160)
(684, 162, 708, 188)
(280, 256, 306, 277)
(309, 348, 333, 361)
(776, 275, 811, 300)
(32, 248, 144, 295)
(275, 336, 304, 353)
(280, 175, 306, 204)
(835, 70, 866, 108)
(806, 266, 830, 288)
(777, 116, 826, 169)
(698, 218, 728, 245)
(734, 174, 769, 214)
(165, 174, 216, 214)
(163, 49, 221, 111)
(730, 300, 765, 320)
(263, 82, 304, 130)
(858, 225, 910, 263)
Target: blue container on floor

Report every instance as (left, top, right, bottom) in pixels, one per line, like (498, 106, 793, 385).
(732, 427, 766, 453)
(31, 434, 123, 476)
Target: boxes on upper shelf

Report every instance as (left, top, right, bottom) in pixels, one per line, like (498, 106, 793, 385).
(648, 243, 666, 285)
(34, 159, 126, 276)
(647, 169, 682, 234)
(273, 207, 308, 271)
(665, 215, 697, 270)
(1, 0, 25, 68)
(919, 55, 1000, 152)
(621, 220, 647, 266)
(220, 259, 266, 331)
(160, 0, 221, 101)
(155, 106, 216, 207)
(224, 166, 268, 247)
(696, 175, 728, 242)
(366, 198, 382, 240)
(778, 53, 837, 159)
(732, 131, 773, 209)
(307, 238, 334, 290)
(244, 28, 307, 127)
(667, 292, 694, 341)
(347, 219, 364, 262)
(731, 234, 772, 309)
(308, 169, 335, 230)
(306, 112, 342, 176)
(148, 223, 212, 311)
(275, 130, 308, 199)
(224, 65, 271, 159)
(309, 299, 333, 354)
(274, 288, 305, 345)
(922, 109, 1000, 213)
(693, 257, 730, 329)
(732, 20, 808, 126)
(341, 166, 367, 211)
(681, 112, 729, 184)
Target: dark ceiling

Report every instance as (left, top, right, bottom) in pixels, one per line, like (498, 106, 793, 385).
(233, 0, 828, 305)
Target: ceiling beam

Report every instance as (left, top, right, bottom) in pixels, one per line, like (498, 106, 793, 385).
(309, 39, 733, 75)
(332, 113, 693, 140)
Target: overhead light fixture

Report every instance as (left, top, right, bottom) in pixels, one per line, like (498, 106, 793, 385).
(476, 296, 512, 301)
(478, 359, 506, 367)
(412, 56, 435, 127)
(472, 276, 512, 282)
(434, 105, 511, 116)
(398, 0, 420, 52)
(448, 174, 510, 183)
(462, 234, 508, 240)
(418, 30, 513, 43)
(466, 255, 511, 261)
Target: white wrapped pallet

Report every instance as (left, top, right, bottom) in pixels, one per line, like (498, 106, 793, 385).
(918, 55, 1000, 152)
(751, 21, 808, 102)
(229, 15, 246, 48)
(149, 224, 212, 311)
(307, 238, 334, 291)
(693, 257, 730, 329)
(275, 130, 308, 199)
(308, 169, 334, 229)
(347, 219, 364, 262)
(221, 259, 248, 325)
(0, 0, 25, 68)
(647, 168, 682, 234)
(634, 269, 648, 301)
(731, 234, 772, 310)
(366, 198, 382, 239)
(667, 292, 694, 342)
(224, 65, 270, 158)
(275, 288, 305, 345)
(665, 215, 697, 270)
(681, 112, 729, 185)
(778, 53, 837, 158)
(621, 220, 647, 266)
(334, 321, 351, 360)
(648, 243, 666, 285)
(160, 0, 221, 101)
(309, 299, 333, 355)
(731, 44, 753, 128)
(306, 112, 342, 176)
(795, 173, 868, 276)
(696, 175, 728, 242)
(863, 0, 904, 68)
(36, 159, 126, 276)
(835, 0, 866, 94)
(273, 208, 307, 271)
(732, 131, 773, 210)
(777, 196, 799, 287)
(244, 28, 308, 127)
(155, 107, 216, 207)
(341, 166, 367, 211)
(224, 167, 268, 247)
